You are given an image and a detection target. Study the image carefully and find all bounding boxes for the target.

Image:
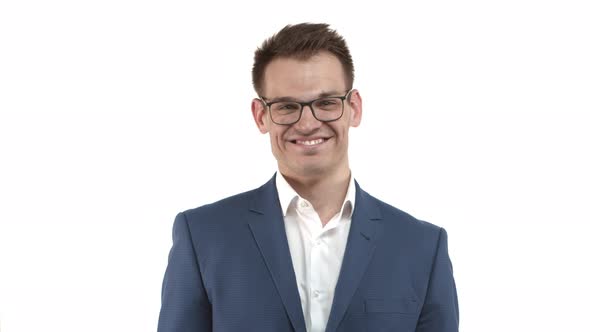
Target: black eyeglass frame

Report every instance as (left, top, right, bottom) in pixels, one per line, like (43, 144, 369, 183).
(258, 89, 354, 125)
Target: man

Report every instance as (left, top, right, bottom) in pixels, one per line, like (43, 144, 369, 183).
(158, 23, 459, 332)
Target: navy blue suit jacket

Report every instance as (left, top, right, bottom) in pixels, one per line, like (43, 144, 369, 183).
(158, 175, 459, 331)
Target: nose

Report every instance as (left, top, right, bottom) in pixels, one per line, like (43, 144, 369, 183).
(294, 105, 322, 132)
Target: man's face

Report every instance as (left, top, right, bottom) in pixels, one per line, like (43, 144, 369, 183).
(251, 51, 362, 178)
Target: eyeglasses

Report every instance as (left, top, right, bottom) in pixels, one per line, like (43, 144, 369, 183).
(259, 89, 353, 125)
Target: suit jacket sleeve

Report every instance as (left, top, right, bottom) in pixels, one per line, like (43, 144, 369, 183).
(158, 212, 212, 332)
(416, 227, 460, 332)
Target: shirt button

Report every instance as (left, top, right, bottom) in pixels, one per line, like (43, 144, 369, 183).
(313, 290, 320, 298)
(300, 201, 309, 208)
(314, 240, 322, 246)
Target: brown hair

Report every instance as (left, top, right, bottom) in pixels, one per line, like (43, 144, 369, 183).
(252, 23, 355, 96)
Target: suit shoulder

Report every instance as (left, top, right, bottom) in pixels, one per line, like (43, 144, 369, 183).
(364, 191, 442, 235)
(181, 186, 259, 219)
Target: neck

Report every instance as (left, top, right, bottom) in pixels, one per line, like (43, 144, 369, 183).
(279, 164, 351, 226)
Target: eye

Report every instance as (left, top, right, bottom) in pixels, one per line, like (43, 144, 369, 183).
(317, 99, 337, 106)
(276, 103, 299, 110)
(313, 98, 342, 111)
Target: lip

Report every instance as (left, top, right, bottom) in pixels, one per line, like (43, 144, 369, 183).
(288, 136, 330, 143)
(288, 137, 331, 149)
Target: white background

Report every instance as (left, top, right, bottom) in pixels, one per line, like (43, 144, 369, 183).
(1, 0, 589, 331)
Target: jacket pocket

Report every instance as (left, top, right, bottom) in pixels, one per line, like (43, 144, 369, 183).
(365, 297, 419, 314)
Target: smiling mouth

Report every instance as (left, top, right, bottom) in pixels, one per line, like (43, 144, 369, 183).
(291, 138, 328, 146)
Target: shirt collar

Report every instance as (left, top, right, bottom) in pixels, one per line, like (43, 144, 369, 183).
(275, 171, 356, 218)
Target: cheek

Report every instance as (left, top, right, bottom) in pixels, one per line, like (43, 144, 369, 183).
(269, 130, 286, 149)
(260, 112, 273, 133)
(332, 124, 349, 140)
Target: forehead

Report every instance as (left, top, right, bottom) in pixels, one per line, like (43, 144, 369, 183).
(262, 51, 347, 99)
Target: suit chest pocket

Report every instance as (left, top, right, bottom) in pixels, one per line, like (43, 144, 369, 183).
(365, 297, 419, 314)
(362, 297, 419, 332)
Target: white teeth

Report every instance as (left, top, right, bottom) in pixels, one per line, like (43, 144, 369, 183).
(296, 138, 324, 146)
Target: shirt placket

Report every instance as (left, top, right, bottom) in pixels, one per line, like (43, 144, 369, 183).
(298, 199, 336, 332)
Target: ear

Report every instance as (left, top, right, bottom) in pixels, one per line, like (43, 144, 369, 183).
(251, 98, 269, 134)
(348, 89, 362, 127)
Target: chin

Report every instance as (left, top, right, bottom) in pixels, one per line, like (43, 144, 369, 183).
(293, 161, 334, 176)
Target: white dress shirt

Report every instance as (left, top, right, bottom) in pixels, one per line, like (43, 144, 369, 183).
(275, 171, 356, 332)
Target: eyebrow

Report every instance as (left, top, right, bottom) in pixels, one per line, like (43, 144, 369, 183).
(265, 90, 342, 103)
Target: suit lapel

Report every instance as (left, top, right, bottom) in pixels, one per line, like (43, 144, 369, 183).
(247, 175, 307, 332)
(325, 182, 383, 332)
